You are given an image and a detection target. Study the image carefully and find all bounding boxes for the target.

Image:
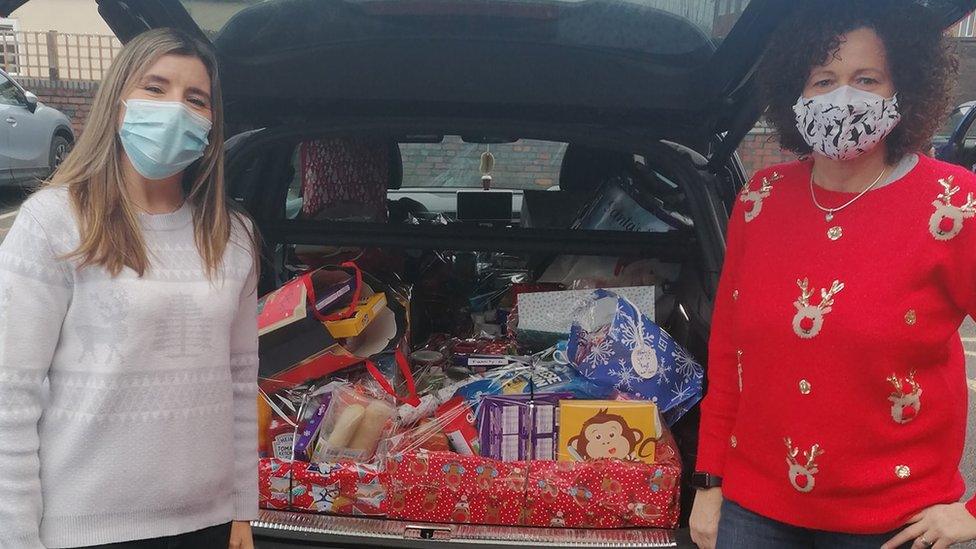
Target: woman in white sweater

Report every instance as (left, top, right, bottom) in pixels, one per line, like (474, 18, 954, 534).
(0, 28, 259, 548)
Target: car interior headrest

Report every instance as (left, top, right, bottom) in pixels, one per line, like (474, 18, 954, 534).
(388, 140, 403, 190)
(559, 144, 635, 193)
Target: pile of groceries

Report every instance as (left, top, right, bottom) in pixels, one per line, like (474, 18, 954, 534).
(256, 253, 704, 529)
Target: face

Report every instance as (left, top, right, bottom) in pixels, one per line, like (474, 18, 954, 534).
(123, 53, 213, 121)
(802, 27, 895, 99)
(583, 420, 632, 458)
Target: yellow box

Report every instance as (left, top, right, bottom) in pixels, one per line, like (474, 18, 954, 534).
(324, 292, 387, 339)
(558, 400, 660, 464)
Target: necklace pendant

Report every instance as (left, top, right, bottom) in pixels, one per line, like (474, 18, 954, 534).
(827, 226, 843, 241)
(825, 211, 834, 222)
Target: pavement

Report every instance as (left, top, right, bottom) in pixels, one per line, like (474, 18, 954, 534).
(0, 189, 25, 240)
(0, 192, 975, 545)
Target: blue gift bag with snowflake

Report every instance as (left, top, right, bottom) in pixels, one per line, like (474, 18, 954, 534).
(566, 289, 703, 426)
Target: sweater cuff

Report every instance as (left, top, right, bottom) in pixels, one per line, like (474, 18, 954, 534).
(0, 532, 45, 549)
(966, 496, 976, 519)
(695, 450, 725, 477)
(234, 488, 259, 522)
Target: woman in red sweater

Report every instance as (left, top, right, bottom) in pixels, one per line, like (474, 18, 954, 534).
(690, 2, 976, 548)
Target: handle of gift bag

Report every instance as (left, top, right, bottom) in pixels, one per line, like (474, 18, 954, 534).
(364, 349, 420, 407)
(301, 261, 364, 323)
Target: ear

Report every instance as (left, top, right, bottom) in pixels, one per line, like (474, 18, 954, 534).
(568, 436, 581, 452)
(631, 428, 644, 443)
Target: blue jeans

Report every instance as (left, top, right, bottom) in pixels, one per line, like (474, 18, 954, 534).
(717, 500, 913, 549)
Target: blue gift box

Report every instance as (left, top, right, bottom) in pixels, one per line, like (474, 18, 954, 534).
(566, 289, 703, 426)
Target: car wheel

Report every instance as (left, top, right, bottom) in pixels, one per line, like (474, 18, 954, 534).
(49, 134, 71, 172)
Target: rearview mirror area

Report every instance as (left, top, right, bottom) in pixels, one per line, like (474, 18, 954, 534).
(23, 91, 38, 113)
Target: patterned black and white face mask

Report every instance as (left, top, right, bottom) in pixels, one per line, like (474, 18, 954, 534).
(793, 86, 901, 161)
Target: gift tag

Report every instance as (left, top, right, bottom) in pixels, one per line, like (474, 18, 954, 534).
(631, 345, 659, 379)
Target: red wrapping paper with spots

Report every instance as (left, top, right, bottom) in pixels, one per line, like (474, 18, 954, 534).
(382, 449, 529, 525)
(259, 458, 385, 516)
(381, 431, 680, 529)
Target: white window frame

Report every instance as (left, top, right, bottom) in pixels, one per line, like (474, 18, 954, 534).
(958, 12, 975, 37)
(0, 18, 19, 75)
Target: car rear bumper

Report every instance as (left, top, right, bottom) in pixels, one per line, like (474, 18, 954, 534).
(252, 510, 695, 548)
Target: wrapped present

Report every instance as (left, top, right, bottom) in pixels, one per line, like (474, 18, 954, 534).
(259, 458, 385, 516)
(380, 440, 681, 529)
(382, 450, 528, 525)
(558, 400, 661, 464)
(477, 393, 571, 461)
(526, 444, 680, 528)
(567, 289, 703, 425)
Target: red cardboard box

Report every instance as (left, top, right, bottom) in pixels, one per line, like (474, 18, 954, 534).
(381, 433, 680, 529)
(382, 449, 529, 525)
(259, 458, 385, 516)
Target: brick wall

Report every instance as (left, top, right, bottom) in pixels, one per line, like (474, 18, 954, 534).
(15, 77, 97, 136)
(736, 127, 797, 177)
(400, 136, 565, 189)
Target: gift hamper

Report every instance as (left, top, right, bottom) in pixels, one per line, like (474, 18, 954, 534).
(256, 256, 702, 531)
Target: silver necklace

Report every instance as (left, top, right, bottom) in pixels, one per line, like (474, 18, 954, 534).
(809, 167, 886, 241)
(809, 167, 887, 222)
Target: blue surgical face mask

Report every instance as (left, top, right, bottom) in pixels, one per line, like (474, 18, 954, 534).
(118, 99, 212, 180)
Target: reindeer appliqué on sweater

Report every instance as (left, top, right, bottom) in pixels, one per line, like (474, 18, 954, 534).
(792, 279, 844, 339)
(739, 172, 782, 223)
(929, 176, 976, 241)
(887, 371, 922, 424)
(784, 438, 824, 493)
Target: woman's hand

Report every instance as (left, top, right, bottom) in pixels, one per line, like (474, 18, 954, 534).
(882, 503, 976, 549)
(229, 520, 254, 549)
(690, 487, 723, 549)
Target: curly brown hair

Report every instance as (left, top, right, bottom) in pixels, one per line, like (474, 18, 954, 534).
(758, 0, 958, 164)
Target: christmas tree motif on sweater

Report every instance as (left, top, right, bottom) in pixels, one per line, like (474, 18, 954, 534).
(887, 371, 922, 424)
(929, 176, 976, 241)
(76, 289, 129, 363)
(739, 172, 782, 223)
(784, 438, 824, 493)
(792, 278, 844, 339)
(152, 293, 213, 358)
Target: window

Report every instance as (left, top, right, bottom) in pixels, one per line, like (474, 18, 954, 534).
(0, 74, 24, 107)
(958, 12, 975, 37)
(0, 18, 18, 74)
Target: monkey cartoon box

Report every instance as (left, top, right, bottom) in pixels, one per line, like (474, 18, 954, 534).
(558, 400, 661, 464)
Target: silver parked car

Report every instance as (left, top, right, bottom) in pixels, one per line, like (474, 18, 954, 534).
(0, 68, 74, 187)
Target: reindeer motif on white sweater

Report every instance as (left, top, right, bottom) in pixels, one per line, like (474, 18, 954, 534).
(75, 290, 129, 363)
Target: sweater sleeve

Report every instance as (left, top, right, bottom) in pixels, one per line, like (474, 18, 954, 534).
(229, 238, 259, 522)
(695, 185, 748, 477)
(0, 203, 72, 548)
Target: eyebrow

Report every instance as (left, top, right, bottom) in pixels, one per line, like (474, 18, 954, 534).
(140, 73, 212, 102)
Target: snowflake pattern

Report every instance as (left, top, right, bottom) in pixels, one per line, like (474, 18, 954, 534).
(583, 337, 614, 369)
(672, 350, 702, 381)
(609, 359, 640, 391)
(618, 310, 655, 351)
(567, 291, 704, 426)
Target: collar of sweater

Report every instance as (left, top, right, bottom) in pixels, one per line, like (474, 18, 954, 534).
(137, 201, 192, 232)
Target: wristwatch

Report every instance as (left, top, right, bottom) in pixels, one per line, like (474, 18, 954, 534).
(691, 471, 723, 489)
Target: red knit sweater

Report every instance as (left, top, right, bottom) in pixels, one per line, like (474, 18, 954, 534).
(697, 154, 976, 533)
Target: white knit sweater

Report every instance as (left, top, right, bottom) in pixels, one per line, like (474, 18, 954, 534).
(0, 187, 259, 548)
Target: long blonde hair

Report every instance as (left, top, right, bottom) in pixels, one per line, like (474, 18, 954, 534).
(48, 28, 243, 278)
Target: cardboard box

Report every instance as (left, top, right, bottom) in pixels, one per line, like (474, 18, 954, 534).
(325, 293, 388, 339)
(257, 278, 340, 381)
(558, 400, 660, 464)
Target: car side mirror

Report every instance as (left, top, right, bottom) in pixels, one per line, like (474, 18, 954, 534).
(23, 91, 37, 113)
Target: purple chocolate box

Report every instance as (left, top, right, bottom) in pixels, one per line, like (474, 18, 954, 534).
(476, 393, 572, 462)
